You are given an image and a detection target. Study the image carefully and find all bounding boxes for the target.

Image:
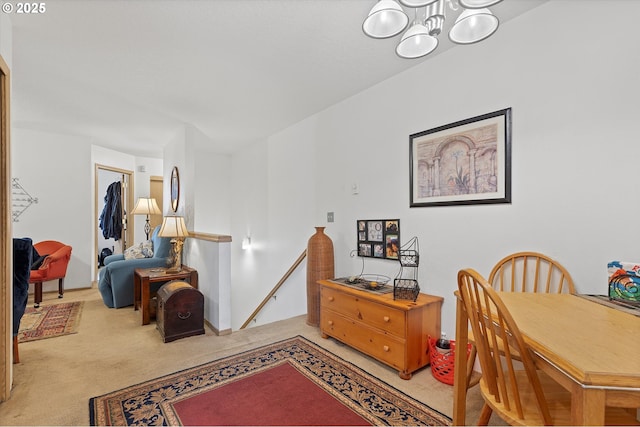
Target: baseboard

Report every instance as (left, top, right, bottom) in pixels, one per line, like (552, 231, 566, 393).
(205, 319, 232, 336)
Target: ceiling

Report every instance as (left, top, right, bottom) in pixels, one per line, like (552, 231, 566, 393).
(9, 0, 543, 158)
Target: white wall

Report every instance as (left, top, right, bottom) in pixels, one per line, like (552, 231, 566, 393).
(0, 14, 12, 69)
(229, 0, 640, 336)
(163, 127, 187, 218)
(190, 127, 231, 234)
(12, 129, 92, 292)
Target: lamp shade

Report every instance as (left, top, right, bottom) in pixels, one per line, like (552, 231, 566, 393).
(396, 23, 438, 59)
(362, 0, 409, 39)
(131, 197, 161, 215)
(158, 216, 189, 238)
(448, 8, 499, 45)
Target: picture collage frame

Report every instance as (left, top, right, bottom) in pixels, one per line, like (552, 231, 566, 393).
(357, 219, 400, 260)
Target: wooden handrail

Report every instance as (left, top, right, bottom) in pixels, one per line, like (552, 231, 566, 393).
(240, 249, 307, 329)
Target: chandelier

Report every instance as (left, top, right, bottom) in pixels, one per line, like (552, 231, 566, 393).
(362, 0, 503, 59)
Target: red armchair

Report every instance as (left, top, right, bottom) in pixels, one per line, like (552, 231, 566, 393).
(29, 241, 72, 308)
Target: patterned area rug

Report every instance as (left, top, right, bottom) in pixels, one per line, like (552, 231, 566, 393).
(89, 336, 451, 426)
(18, 301, 84, 342)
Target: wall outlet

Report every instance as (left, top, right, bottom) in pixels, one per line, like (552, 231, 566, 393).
(327, 212, 334, 223)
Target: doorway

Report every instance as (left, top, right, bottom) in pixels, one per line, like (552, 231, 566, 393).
(149, 175, 164, 232)
(94, 164, 134, 282)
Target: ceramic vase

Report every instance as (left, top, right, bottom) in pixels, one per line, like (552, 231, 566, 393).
(306, 226, 334, 326)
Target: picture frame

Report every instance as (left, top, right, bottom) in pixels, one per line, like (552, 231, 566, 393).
(170, 166, 180, 212)
(357, 219, 400, 260)
(409, 108, 512, 207)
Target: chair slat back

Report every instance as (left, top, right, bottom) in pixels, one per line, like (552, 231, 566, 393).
(458, 268, 553, 425)
(488, 251, 576, 294)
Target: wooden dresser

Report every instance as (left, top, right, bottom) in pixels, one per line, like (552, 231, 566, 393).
(319, 279, 443, 379)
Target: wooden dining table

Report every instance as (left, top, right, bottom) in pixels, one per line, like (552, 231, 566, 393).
(452, 292, 640, 426)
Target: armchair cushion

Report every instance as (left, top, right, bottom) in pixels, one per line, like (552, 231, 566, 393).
(123, 240, 154, 260)
(98, 225, 172, 308)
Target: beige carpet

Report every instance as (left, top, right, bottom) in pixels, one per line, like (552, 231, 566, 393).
(1, 286, 501, 426)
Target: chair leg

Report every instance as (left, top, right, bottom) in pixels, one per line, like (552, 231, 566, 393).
(477, 403, 493, 426)
(34, 282, 42, 308)
(13, 335, 19, 364)
(58, 278, 64, 299)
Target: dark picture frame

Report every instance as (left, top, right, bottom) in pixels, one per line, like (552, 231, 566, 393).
(357, 219, 400, 260)
(409, 108, 512, 207)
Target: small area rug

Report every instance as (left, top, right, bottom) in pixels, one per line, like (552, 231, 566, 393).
(18, 301, 84, 343)
(89, 336, 451, 426)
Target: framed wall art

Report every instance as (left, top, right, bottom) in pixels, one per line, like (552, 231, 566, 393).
(357, 219, 400, 260)
(409, 108, 512, 207)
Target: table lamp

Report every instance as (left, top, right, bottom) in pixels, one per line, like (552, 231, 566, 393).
(131, 197, 161, 240)
(158, 215, 189, 273)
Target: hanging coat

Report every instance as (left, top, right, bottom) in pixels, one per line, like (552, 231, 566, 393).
(99, 181, 123, 240)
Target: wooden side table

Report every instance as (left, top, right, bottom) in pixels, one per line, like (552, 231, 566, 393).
(134, 266, 198, 325)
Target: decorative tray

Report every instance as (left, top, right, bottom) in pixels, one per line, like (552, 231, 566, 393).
(331, 275, 393, 294)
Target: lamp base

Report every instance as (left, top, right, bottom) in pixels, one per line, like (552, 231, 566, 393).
(144, 216, 151, 240)
(167, 238, 185, 274)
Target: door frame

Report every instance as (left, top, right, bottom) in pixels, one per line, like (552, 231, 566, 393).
(1, 54, 11, 401)
(94, 164, 134, 283)
(149, 175, 163, 233)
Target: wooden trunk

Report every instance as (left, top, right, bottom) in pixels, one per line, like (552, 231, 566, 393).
(157, 281, 205, 343)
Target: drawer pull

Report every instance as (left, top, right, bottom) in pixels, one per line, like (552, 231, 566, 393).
(328, 296, 335, 302)
(383, 345, 390, 352)
(383, 316, 390, 322)
(177, 311, 192, 320)
(328, 320, 334, 326)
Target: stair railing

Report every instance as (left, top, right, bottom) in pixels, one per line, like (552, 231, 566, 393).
(240, 249, 307, 329)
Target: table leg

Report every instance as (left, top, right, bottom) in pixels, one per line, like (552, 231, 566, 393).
(141, 277, 150, 326)
(190, 270, 198, 289)
(571, 384, 605, 425)
(134, 273, 141, 311)
(453, 294, 469, 426)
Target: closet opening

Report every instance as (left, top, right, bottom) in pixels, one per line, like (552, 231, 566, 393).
(94, 164, 134, 282)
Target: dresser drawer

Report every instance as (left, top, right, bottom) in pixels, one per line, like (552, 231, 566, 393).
(321, 286, 406, 337)
(321, 308, 406, 369)
(319, 279, 443, 380)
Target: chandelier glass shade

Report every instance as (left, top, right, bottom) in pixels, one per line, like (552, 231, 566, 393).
(362, 0, 410, 39)
(448, 8, 499, 44)
(363, 0, 503, 58)
(396, 22, 439, 59)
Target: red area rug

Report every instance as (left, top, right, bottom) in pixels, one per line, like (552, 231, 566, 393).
(18, 301, 83, 342)
(89, 336, 451, 426)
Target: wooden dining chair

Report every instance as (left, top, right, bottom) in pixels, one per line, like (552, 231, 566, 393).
(488, 251, 576, 295)
(457, 268, 638, 426)
(465, 251, 577, 389)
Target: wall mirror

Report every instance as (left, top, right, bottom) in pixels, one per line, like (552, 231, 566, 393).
(170, 166, 180, 212)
